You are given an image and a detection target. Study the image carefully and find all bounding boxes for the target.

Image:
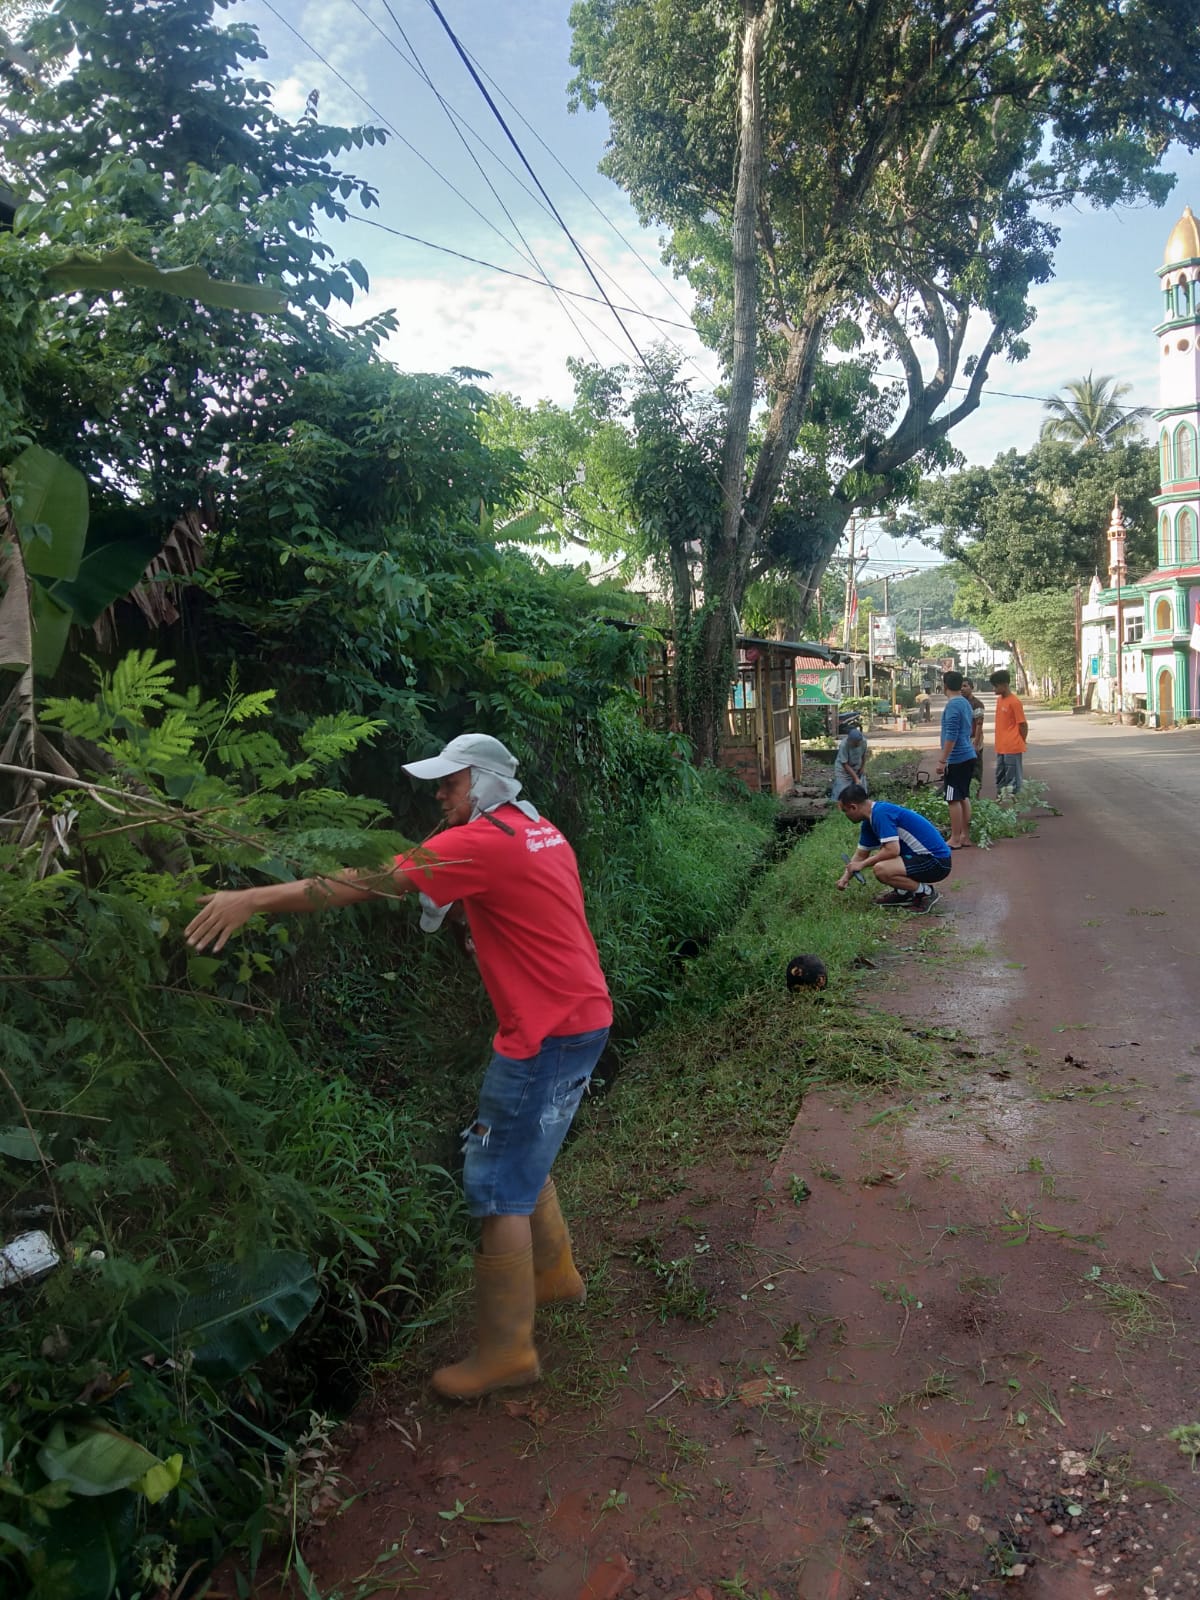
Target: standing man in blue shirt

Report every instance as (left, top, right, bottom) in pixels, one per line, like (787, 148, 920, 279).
(937, 670, 977, 848)
(835, 785, 952, 912)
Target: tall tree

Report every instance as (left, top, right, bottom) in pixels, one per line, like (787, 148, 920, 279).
(569, 0, 1200, 758)
(1040, 372, 1150, 448)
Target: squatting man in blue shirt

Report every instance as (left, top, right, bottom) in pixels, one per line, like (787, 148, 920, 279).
(834, 785, 953, 914)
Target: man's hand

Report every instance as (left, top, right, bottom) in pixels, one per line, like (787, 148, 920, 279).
(836, 872, 850, 892)
(186, 889, 260, 952)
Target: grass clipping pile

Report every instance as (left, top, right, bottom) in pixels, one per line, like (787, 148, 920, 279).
(573, 814, 947, 1186)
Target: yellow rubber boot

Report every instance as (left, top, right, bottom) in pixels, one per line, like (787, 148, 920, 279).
(531, 1179, 586, 1307)
(431, 1247, 540, 1400)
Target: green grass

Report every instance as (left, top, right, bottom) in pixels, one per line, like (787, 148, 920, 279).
(566, 816, 948, 1203)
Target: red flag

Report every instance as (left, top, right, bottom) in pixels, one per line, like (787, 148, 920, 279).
(848, 587, 859, 630)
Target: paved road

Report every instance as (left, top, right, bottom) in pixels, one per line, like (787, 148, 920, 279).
(764, 705, 1200, 1596)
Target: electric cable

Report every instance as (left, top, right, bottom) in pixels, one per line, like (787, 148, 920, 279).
(369, 0, 609, 368)
(421, 0, 665, 384)
(458, 38, 698, 327)
(344, 0, 717, 389)
(256, 0, 545, 280)
(347, 213, 698, 329)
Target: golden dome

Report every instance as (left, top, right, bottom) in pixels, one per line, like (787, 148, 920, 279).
(1163, 205, 1200, 267)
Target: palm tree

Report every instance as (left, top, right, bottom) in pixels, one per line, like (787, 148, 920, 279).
(1040, 372, 1150, 448)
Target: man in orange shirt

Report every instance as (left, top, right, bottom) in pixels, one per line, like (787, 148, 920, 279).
(989, 669, 1028, 793)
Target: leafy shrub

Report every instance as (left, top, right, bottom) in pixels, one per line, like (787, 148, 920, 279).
(0, 653, 774, 1597)
(586, 775, 775, 1027)
(888, 777, 1051, 847)
(0, 656, 465, 1597)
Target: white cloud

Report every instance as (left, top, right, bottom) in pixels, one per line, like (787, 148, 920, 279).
(342, 229, 720, 405)
(264, 0, 374, 126)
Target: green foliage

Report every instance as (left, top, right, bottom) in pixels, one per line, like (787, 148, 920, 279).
(0, 657, 443, 1596)
(587, 773, 776, 1027)
(872, 769, 1051, 849)
(897, 441, 1160, 614)
(569, 0, 1200, 614)
(979, 590, 1076, 693)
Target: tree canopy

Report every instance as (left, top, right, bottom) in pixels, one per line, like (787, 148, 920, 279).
(894, 440, 1160, 615)
(568, 0, 1200, 753)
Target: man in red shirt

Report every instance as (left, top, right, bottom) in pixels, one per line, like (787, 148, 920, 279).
(185, 733, 611, 1400)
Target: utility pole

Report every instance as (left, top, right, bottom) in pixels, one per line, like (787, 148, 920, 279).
(875, 565, 920, 712)
(1073, 580, 1083, 710)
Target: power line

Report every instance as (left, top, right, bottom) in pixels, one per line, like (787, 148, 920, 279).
(369, 0, 609, 369)
(346, 214, 700, 329)
(344, 0, 717, 391)
(256, 0, 545, 281)
(420, 0, 658, 382)
(461, 42, 699, 328)
(255, 0, 643, 370)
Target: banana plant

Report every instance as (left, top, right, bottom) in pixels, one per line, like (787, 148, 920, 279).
(1, 248, 286, 849)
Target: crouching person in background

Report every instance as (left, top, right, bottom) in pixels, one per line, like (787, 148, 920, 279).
(835, 783, 952, 914)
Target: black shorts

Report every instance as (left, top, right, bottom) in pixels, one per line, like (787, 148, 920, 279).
(944, 758, 975, 802)
(904, 854, 952, 884)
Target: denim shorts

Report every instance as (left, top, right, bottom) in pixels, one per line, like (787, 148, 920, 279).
(461, 1028, 609, 1217)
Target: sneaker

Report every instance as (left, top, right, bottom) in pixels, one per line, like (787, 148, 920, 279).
(906, 886, 941, 914)
(874, 888, 914, 906)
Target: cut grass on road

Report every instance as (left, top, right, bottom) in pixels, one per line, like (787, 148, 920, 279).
(565, 813, 955, 1222)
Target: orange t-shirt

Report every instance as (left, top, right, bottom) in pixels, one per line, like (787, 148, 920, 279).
(994, 694, 1026, 753)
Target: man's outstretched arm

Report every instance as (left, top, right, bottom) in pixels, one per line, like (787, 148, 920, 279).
(186, 868, 413, 953)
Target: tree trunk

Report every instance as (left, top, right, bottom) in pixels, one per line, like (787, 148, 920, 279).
(681, 0, 773, 765)
(719, 0, 774, 554)
(676, 601, 736, 767)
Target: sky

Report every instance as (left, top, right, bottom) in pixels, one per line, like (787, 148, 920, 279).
(236, 0, 1200, 577)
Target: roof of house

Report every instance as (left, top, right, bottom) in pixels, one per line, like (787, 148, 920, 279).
(738, 636, 841, 662)
(1132, 564, 1200, 586)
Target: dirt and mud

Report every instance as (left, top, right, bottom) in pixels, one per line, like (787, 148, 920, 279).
(236, 711, 1200, 1600)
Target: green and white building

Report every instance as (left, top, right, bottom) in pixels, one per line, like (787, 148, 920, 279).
(1082, 205, 1200, 725)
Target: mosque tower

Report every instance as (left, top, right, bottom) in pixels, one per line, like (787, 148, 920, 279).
(1146, 205, 1200, 723)
(1153, 205, 1200, 569)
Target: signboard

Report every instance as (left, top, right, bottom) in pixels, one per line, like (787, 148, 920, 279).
(869, 614, 898, 657)
(795, 667, 843, 705)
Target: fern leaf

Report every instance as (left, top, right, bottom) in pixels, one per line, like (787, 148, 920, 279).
(105, 650, 176, 717)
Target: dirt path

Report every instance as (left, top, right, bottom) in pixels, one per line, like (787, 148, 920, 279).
(266, 711, 1200, 1600)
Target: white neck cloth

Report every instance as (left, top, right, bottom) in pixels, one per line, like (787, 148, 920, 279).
(418, 766, 540, 931)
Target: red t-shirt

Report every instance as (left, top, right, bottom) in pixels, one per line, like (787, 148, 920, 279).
(394, 806, 612, 1059)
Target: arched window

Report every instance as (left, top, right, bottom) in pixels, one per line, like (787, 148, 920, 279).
(1176, 423, 1197, 481)
(1159, 515, 1172, 566)
(1154, 596, 1174, 633)
(1179, 508, 1199, 564)
(1161, 429, 1172, 482)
